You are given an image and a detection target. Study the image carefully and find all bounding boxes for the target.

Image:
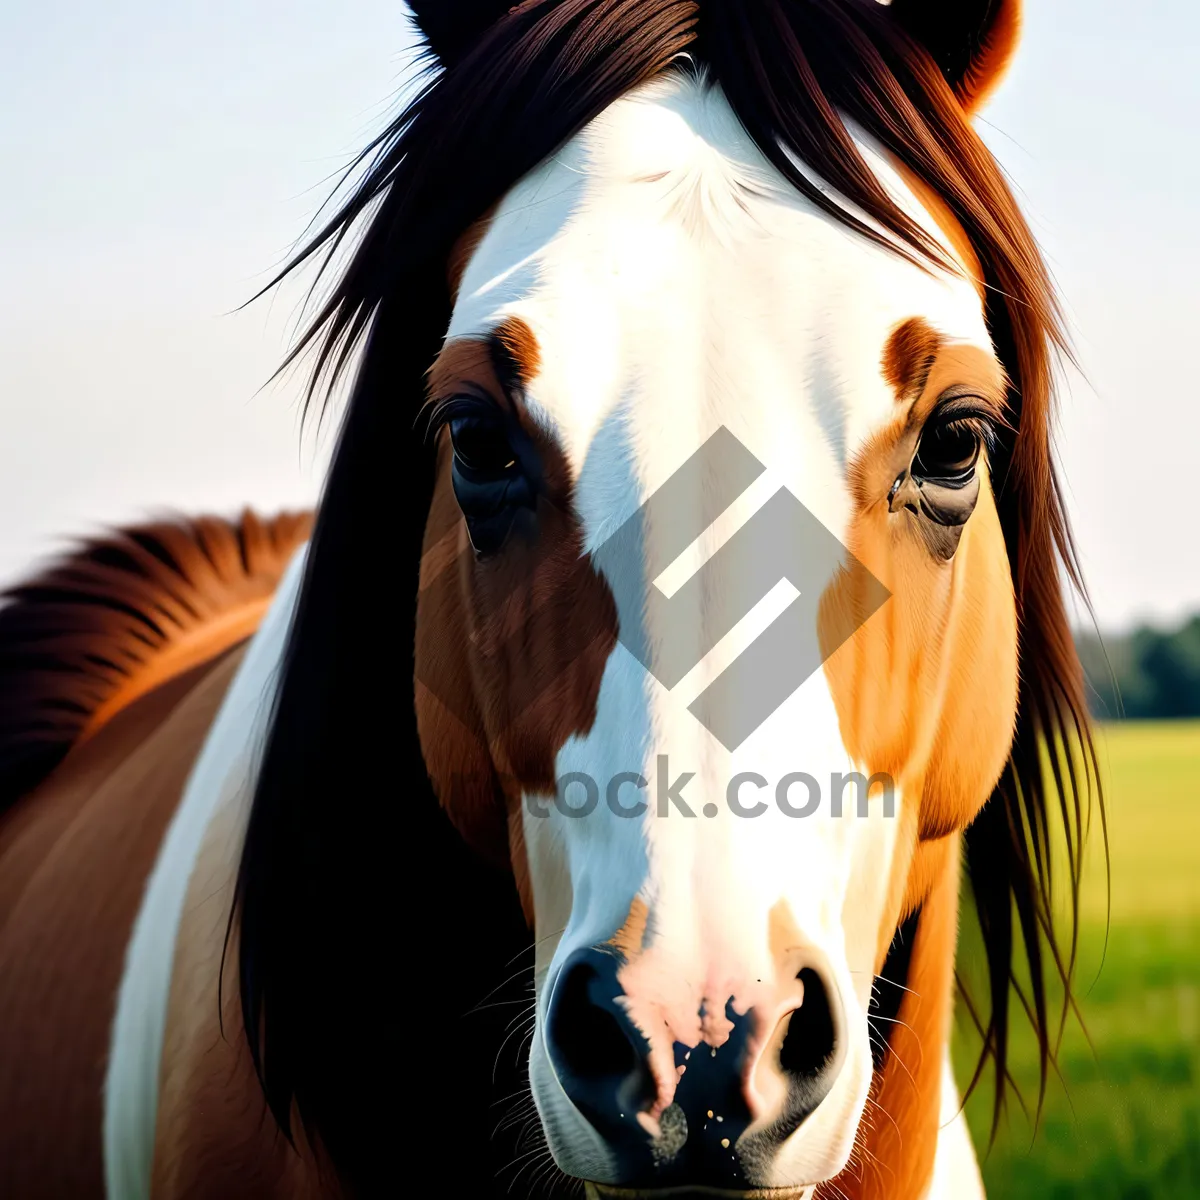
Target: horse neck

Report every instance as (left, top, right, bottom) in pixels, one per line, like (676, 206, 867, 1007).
(822, 835, 963, 1200)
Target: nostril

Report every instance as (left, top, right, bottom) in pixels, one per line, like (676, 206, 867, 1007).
(778, 967, 838, 1086)
(552, 959, 638, 1080)
(548, 952, 656, 1130)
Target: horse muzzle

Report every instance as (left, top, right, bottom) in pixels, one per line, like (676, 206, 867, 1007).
(585, 1186, 812, 1199)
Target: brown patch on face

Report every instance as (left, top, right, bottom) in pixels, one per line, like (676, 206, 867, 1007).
(765, 895, 809, 968)
(881, 317, 942, 403)
(821, 336, 1017, 928)
(859, 343, 1007, 503)
(425, 319, 541, 404)
(608, 897, 650, 962)
(415, 333, 619, 893)
(493, 315, 542, 385)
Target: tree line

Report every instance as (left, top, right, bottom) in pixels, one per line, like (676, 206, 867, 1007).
(1076, 613, 1200, 720)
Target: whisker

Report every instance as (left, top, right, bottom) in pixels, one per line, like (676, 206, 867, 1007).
(493, 1014, 538, 1085)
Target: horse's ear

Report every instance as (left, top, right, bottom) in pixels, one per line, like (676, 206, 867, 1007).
(888, 0, 1022, 113)
(408, 1, 515, 68)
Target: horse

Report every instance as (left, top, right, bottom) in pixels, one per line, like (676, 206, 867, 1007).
(0, 2, 1101, 1197)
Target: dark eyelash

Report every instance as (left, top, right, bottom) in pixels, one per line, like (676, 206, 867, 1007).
(421, 393, 502, 440)
(941, 412, 998, 456)
(929, 398, 1003, 454)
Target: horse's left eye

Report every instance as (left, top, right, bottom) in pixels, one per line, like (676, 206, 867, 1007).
(913, 416, 986, 483)
(449, 415, 517, 477)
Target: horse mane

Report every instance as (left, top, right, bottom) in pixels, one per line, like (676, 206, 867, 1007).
(233, 1, 1101, 1190)
(0, 510, 312, 810)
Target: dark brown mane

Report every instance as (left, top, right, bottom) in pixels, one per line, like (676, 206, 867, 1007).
(0, 510, 312, 809)
(233, 1, 1102, 1190)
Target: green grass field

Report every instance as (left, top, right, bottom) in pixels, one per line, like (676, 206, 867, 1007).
(952, 721, 1200, 1198)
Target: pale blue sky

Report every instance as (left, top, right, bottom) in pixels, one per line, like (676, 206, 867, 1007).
(1, 2, 1196, 630)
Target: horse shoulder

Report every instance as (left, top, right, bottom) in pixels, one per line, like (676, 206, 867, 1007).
(104, 548, 329, 1199)
(0, 655, 246, 1199)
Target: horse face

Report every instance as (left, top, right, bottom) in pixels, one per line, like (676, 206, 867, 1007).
(415, 75, 1017, 1192)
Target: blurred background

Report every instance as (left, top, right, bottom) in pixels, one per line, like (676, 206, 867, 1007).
(1, 3, 1197, 1196)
